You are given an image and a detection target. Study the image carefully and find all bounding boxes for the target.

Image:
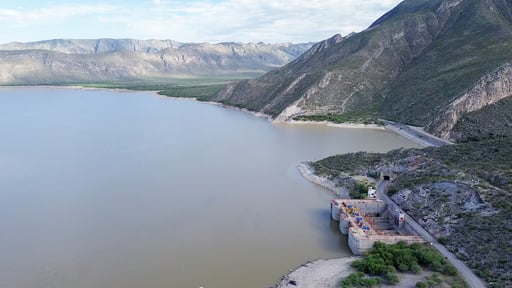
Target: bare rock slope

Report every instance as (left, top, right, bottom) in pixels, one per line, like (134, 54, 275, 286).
(0, 39, 312, 85)
(214, 0, 512, 142)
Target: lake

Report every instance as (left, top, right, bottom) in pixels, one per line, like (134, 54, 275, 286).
(0, 87, 420, 288)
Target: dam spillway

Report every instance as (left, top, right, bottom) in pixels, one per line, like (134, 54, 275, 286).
(331, 198, 425, 255)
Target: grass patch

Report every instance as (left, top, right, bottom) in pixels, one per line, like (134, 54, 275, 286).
(66, 77, 242, 101)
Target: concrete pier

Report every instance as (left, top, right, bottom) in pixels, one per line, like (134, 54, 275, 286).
(330, 198, 425, 255)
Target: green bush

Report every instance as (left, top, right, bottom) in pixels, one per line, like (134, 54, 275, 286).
(411, 264, 422, 274)
(437, 236, 449, 245)
(385, 271, 400, 284)
(350, 242, 460, 286)
(442, 263, 458, 276)
(341, 272, 380, 287)
(430, 260, 444, 272)
(350, 182, 369, 199)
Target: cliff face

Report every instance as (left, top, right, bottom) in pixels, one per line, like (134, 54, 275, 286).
(426, 62, 512, 140)
(0, 39, 313, 85)
(214, 0, 512, 141)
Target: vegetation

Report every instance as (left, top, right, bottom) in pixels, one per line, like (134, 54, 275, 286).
(293, 113, 383, 125)
(311, 152, 383, 178)
(340, 272, 380, 287)
(342, 242, 465, 287)
(416, 273, 467, 288)
(312, 138, 512, 286)
(158, 84, 225, 101)
(206, 0, 512, 142)
(74, 77, 235, 101)
(453, 97, 512, 142)
(350, 182, 370, 199)
(380, 0, 512, 127)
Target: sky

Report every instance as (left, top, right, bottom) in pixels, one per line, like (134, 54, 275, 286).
(0, 0, 403, 44)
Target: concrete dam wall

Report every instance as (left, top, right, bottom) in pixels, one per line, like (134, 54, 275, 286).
(331, 199, 425, 255)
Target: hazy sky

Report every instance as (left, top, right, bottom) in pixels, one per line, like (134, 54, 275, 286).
(0, 0, 403, 44)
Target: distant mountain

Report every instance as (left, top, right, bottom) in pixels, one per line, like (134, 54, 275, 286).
(0, 39, 182, 54)
(0, 38, 313, 85)
(214, 0, 512, 142)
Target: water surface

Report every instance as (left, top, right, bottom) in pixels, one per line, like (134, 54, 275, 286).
(0, 88, 420, 288)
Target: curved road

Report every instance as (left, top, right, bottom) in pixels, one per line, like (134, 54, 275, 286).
(377, 181, 486, 288)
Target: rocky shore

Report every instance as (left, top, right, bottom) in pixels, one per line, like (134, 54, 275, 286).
(297, 162, 350, 198)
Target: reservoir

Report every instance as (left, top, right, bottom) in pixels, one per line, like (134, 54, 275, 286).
(0, 88, 420, 288)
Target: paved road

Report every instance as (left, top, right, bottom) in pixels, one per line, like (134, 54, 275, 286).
(377, 181, 486, 288)
(381, 120, 451, 147)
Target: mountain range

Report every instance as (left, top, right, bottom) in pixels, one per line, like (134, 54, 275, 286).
(3, 0, 512, 285)
(214, 0, 512, 142)
(0, 39, 312, 85)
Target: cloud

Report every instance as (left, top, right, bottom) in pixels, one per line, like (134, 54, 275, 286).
(0, 4, 117, 29)
(0, 0, 402, 43)
(103, 0, 403, 43)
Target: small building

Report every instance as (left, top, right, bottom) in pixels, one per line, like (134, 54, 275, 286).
(367, 186, 377, 199)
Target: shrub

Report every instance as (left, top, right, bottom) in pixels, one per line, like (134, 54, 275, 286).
(385, 271, 400, 284)
(442, 263, 458, 276)
(411, 264, 422, 274)
(341, 272, 380, 287)
(437, 236, 449, 245)
(430, 260, 444, 272)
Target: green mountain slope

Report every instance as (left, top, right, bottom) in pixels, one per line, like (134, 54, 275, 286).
(214, 0, 512, 141)
(382, 0, 512, 125)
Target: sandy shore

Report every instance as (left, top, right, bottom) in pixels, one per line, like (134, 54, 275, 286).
(275, 257, 357, 288)
(274, 119, 386, 130)
(274, 119, 450, 148)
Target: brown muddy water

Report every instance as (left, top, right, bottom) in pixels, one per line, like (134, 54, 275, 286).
(0, 88, 420, 288)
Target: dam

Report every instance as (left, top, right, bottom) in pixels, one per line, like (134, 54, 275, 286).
(330, 196, 425, 255)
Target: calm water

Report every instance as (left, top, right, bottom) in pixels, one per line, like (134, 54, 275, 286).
(0, 88, 420, 288)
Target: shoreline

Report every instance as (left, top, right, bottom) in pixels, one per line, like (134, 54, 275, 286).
(4, 85, 454, 287)
(297, 162, 350, 198)
(150, 91, 275, 121)
(4, 85, 450, 148)
(274, 119, 386, 130)
(275, 257, 357, 288)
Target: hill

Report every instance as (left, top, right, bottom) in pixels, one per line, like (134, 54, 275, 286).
(213, 0, 512, 142)
(310, 138, 512, 286)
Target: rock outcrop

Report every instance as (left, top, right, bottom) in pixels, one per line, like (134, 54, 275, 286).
(426, 62, 512, 140)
